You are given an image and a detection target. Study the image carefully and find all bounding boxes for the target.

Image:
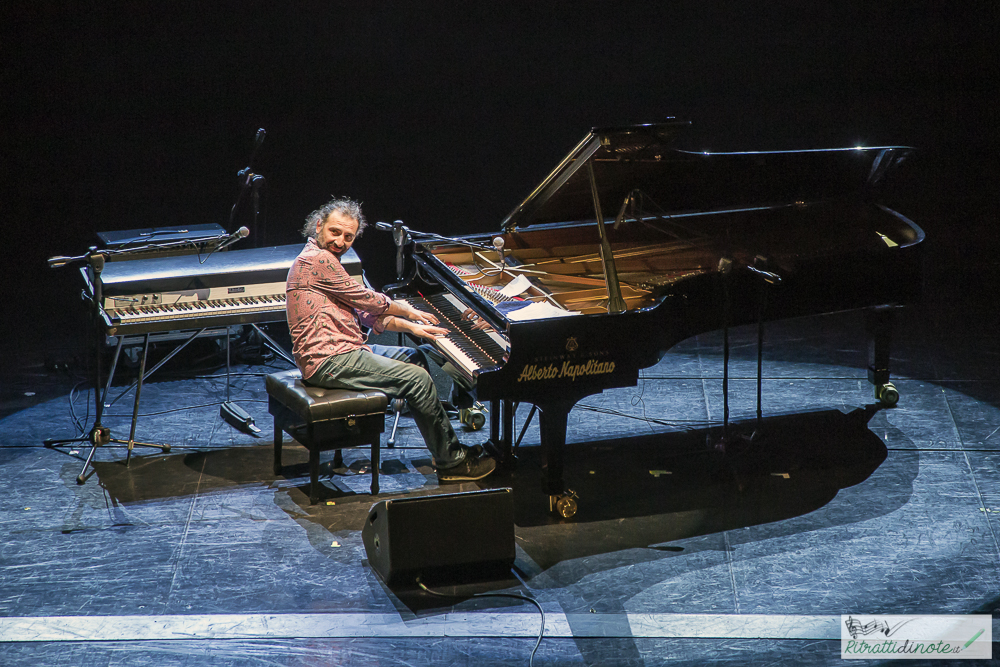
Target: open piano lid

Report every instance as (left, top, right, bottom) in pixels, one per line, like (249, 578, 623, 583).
(499, 120, 913, 232)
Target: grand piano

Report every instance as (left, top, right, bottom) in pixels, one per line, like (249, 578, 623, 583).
(394, 121, 924, 515)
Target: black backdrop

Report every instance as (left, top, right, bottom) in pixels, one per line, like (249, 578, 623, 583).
(3, 2, 996, 352)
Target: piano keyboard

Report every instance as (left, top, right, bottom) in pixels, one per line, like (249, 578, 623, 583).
(102, 281, 288, 334)
(405, 293, 509, 378)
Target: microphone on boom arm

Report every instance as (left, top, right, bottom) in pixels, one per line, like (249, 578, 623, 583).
(493, 236, 506, 278)
(374, 220, 495, 252)
(216, 226, 250, 251)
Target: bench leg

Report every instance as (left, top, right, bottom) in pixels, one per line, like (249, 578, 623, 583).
(273, 423, 282, 475)
(309, 447, 320, 505)
(370, 439, 380, 495)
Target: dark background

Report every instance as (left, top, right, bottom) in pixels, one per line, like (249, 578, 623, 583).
(2, 2, 997, 362)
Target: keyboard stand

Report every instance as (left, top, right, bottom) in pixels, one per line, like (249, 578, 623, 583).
(44, 252, 173, 483)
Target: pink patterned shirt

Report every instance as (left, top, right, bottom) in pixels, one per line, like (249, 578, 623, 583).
(286, 238, 391, 379)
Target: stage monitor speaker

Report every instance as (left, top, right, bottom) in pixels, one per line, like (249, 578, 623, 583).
(362, 488, 515, 586)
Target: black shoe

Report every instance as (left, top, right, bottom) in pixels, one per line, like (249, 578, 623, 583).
(437, 453, 497, 483)
(462, 443, 485, 459)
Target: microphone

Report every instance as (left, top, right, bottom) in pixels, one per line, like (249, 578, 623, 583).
(493, 237, 505, 277)
(254, 128, 266, 148)
(48, 255, 76, 269)
(375, 221, 393, 232)
(216, 226, 250, 251)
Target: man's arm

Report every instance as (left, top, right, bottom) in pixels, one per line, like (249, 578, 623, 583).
(378, 314, 449, 340)
(382, 299, 440, 326)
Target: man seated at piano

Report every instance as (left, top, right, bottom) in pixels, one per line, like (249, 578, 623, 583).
(286, 197, 497, 482)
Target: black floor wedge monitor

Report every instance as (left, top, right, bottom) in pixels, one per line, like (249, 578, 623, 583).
(362, 488, 515, 586)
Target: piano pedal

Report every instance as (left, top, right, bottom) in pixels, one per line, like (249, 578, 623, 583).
(459, 402, 488, 431)
(221, 401, 262, 435)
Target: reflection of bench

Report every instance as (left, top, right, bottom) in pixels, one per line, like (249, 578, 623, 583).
(266, 370, 387, 505)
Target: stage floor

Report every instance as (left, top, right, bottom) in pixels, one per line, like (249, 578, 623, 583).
(1, 261, 999, 665)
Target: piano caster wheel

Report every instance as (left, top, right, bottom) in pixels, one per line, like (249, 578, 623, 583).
(549, 491, 578, 519)
(876, 382, 899, 407)
(460, 403, 487, 431)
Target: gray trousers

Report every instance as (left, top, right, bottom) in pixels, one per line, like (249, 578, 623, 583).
(304, 345, 468, 468)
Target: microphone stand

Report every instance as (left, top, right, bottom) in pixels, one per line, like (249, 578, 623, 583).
(713, 259, 781, 456)
(46, 233, 236, 268)
(383, 221, 411, 448)
(230, 128, 266, 245)
(219, 129, 269, 436)
(44, 247, 172, 484)
(746, 257, 781, 442)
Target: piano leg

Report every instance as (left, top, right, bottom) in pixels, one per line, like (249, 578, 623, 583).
(866, 306, 900, 407)
(539, 400, 578, 518)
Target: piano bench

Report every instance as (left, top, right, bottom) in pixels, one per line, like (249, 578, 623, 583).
(266, 370, 388, 505)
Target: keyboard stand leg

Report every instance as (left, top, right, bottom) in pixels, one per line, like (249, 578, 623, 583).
(120, 333, 171, 465)
(105, 328, 205, 410)
(251, 323, 294, 366)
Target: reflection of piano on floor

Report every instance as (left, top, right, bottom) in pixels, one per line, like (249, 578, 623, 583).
(394, 121, 924, 516)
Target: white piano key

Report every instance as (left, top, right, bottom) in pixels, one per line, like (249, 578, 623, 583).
(434, 336, 479, 375)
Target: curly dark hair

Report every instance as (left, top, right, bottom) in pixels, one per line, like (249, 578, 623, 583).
(302, 197, 366, 239)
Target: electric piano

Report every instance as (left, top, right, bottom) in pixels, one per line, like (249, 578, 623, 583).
(397, 121, 924, 514)
(90, 243, 362, 337)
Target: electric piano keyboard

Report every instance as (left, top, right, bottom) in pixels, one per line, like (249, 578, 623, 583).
(90, 243, 363, 336)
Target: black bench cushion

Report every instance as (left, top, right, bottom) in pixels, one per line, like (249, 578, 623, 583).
(265, 370, 388, 424)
